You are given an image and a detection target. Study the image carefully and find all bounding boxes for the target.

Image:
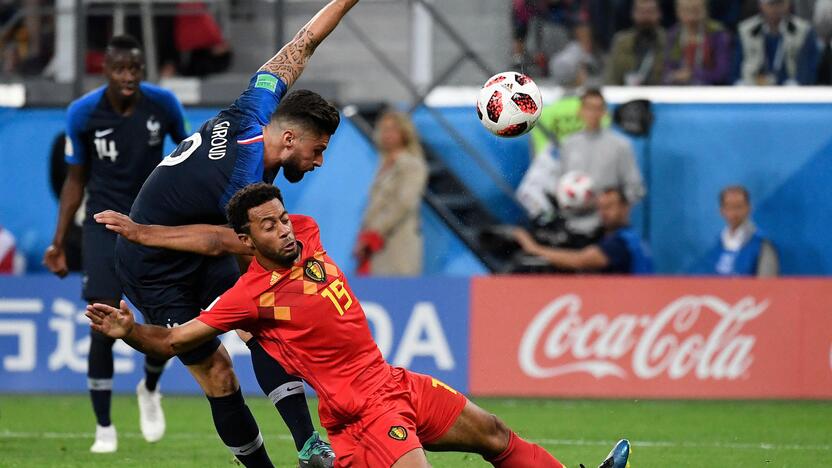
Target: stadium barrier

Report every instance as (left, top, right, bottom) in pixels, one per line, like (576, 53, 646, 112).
(470, 276, 832, 399)
(2, 274, 830, 399)
(0, 275, 469, 394)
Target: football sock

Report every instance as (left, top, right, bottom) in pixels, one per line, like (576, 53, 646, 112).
(143, 356, 166, 392)
(248, 339, 314, 451)
(487, 431, 564, 468)
(207, 388, 273, 468)
(88, 331, 115, 427)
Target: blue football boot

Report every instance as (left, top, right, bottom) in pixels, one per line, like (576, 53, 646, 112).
(580, 439, 630, 468)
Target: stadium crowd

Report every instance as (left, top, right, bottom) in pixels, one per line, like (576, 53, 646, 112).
(513, 0, 832, 86)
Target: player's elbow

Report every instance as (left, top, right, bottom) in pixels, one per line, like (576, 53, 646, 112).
(167, 336, 192, 358)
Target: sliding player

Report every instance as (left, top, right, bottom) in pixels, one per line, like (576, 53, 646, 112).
(90, 183, 631, 468)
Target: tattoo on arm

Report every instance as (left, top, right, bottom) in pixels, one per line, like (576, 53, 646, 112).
(259, 26, 319, 87)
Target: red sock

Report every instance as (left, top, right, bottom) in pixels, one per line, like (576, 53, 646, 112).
(487, 431, 564, 468)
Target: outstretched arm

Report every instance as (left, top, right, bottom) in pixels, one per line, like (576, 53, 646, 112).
(86, 301, 222, 360)
(94, 210, 252, 256)
(260, 0, 359, 88)
(513, 228, 609, 271)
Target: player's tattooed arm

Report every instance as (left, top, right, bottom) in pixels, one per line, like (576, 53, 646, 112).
(94, 210, 253, 256)
(259, 0, 359, 88)
(87, 301, 221, 359)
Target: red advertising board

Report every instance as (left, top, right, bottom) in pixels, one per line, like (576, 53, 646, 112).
(470, 277, 832, 398)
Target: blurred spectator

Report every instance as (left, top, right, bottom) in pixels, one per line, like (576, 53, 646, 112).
(167, 2, 232, 77)
(815, 0, 832, 83)
(697, 186, 779, 276)
(606, 0, 667, 85)
(513, 188, 654, 274)
(664, 0, 733, 85)
(0, 0, 52, 75)
(354, 111, 428, 276)
(795, 0, 818, 20)
(734, 0, 819, 85)
(550, 22, 605, 86)
(707, 0, 759, 32)
(0, 225, 25, 274)
(583, 0, 629, 51)
(511, 0, 585, 74)
(557, 89, 645, 236)
(84, 2, 231, 77)
(525, 22, 603, 156)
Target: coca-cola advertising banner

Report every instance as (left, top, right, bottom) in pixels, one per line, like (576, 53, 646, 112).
(470, 277, 832, 399)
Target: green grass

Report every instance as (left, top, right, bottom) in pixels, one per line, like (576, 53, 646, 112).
(0, 395, 829, 467)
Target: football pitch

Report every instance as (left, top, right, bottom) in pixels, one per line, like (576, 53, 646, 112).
(1, 395, 829, 467)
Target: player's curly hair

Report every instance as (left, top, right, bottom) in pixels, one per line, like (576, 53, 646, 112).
(271, 89, 340, 136)
(226, 183, 285, 234)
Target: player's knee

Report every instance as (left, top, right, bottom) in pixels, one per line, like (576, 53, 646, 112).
(195, 352, 239, 397)
(480, 413, 511, 455)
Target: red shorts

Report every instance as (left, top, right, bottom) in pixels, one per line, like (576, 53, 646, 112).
(327, 367, 467, 467)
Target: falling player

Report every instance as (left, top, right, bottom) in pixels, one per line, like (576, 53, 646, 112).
(97, 1, 359, 466)
(90, 183, 631, 468)
(43, 35, 188, 453)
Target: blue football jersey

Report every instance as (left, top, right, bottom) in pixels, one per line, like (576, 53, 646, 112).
(130, 72, 286, 227)
(65, 83, 188, 221)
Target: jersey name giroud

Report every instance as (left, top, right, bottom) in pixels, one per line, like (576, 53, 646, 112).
(208, 120, 231, 160)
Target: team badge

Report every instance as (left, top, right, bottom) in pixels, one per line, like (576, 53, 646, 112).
(388, 426, 407, 441)
(147, 116, 162, 145)
(304, 259, 326, 283)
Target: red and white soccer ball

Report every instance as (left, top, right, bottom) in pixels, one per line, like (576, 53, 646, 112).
(556, 171, 595, 211)
(477, 72, 542, 137)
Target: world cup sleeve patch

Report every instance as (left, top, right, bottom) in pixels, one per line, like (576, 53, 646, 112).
(388, 426, 408, 441)
(254, 74, 278, 93)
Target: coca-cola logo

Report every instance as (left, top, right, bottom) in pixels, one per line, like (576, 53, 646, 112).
(518, 294, 768, 381)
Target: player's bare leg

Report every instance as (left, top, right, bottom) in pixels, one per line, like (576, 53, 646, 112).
(187, 344, 274, 468)
(390, 448, 431, 468)
(425, 400, 630, 468)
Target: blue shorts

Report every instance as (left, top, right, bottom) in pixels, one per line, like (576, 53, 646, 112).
(82, 224, 122, 302)
(115, 238, 240, 365)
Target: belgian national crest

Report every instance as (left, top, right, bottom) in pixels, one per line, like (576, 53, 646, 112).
(388, 426, 407, 441)
(304, 259, 326, 283)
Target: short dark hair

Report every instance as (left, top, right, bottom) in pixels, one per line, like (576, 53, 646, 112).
(581, 88, 606, 105)
(226, 183, 285, 234)
(106, 35, 142, 54)
(719, 185, 750, 206)
(602, 186, 629, 205)
(271, 90, 340, 136)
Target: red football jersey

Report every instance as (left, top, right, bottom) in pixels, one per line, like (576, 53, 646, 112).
(197, 215, 391, 428)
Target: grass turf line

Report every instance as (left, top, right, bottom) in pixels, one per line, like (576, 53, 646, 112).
(0, 395, 830, 467)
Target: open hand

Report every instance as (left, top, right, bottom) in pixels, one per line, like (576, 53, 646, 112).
(86, 300, 135, 339)
(94, 210, 143, 244)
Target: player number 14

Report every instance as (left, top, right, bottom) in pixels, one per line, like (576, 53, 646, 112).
(321, 279, 353, 316)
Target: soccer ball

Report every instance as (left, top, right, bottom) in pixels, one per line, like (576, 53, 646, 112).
(476, 72, 542, 137)
(555, 171, 595, 211)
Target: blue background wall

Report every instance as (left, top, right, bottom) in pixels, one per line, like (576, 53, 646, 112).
(1, 103, 830, 275)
